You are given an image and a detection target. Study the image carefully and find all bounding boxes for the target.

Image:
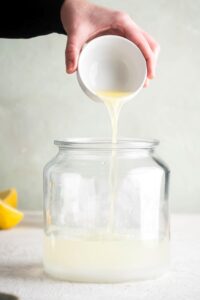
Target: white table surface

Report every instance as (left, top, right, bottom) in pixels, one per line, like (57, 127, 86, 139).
(0, 213, 200, 300)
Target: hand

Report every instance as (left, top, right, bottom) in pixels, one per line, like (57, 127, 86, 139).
(61, 0, 160, 87)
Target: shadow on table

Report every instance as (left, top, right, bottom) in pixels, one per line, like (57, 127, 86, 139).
(0, 293, 19, 300)
(0, 263, 52, 282)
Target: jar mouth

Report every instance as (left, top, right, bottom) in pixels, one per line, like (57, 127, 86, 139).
(54, 138, 159, 150)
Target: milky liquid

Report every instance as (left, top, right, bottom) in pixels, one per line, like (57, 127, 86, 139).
(44, 233, 169, 282)
(97, 91, 130, 143)
(97, 91, 130, 232)
(44, 91, 170, 282)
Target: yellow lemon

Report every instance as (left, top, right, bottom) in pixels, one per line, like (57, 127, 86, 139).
(0, 188, 18, 208)
(0, 200, 24, 230)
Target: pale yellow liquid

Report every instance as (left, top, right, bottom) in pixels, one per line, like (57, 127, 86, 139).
(97, 91, 131, 143)
(97, 91, 131, 231)
(44, 91, 170, 282)
(44, 233, 169, 282)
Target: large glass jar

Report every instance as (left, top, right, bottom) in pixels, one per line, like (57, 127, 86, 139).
(43, 139, 170, 283)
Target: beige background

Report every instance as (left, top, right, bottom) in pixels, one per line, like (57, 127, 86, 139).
(0, 0, 199, 212)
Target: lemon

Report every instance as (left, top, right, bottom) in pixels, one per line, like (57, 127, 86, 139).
(0, 188, 18, 208)
(0, 200, 24, 230)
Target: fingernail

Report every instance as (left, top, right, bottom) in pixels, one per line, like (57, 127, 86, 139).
(67, 60, 74, 72)
(150, 71, 155, 79)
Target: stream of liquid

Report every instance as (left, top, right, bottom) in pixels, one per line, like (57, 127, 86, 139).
(97, 91, 131, 232)
(97, 91, 131, 143)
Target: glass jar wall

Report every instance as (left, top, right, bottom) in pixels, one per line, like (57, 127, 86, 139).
(43, 139, 170, 283)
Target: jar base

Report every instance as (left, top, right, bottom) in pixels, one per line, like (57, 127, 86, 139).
(44, 263, 169, 283)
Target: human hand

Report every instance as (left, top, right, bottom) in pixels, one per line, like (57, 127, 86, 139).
(60, 0, 160, 86)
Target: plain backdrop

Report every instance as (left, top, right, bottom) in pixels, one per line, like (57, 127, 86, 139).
(0, 0, 199, 212)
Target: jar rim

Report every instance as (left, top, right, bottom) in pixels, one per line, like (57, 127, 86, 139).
(54, 138, 159, 150)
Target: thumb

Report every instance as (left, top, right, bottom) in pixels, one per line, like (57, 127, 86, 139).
(65, 34, 84, 74)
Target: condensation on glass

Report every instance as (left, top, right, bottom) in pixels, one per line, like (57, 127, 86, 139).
(43, 139, 170, 283)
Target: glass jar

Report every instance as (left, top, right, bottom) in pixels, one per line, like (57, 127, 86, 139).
(43, 139, 170, 283)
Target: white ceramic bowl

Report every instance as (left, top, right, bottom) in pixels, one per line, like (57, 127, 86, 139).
(77, 35, 147, 102)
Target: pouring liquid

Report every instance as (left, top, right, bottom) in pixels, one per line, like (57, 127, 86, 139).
(97, 91, 131, 232)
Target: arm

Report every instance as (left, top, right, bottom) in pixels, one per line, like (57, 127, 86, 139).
(0, 0, 159, 86)
(0, 0, 65, 38)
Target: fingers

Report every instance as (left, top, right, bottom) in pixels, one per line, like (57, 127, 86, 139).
(144, 78, 149, 88)
(65, 35, 79, 73)
(113, 12, 160, 82)
(126, 30, 155, 79)
(65, 33, 85, 73)
(65, 7, 160, 89)
(142, 31, 160, 58)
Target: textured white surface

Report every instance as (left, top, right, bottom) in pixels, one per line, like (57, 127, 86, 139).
(0, 0, 200, 213)
(0, 214, 200, 300)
